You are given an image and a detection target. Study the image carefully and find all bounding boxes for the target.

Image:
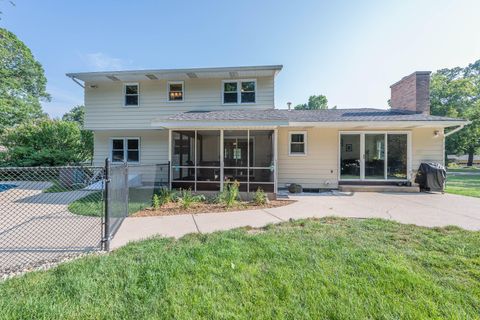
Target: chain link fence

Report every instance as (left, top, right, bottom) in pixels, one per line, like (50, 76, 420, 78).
(0, 166, 104, 273)
(0, 161, 170, 274)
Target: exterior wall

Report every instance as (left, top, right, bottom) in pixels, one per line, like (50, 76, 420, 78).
(277, 127, 444, 189)
(84, 76, 274, 130)
(92, 129, 169, 166)
(411, 127, 444, 171)
(277, 127, 339, 189)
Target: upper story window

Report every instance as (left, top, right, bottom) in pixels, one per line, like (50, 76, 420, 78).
(168, 81, 184, 101)
(289, 132, 307, 156)
(111, 138, 140, 163)
(223, 80, 256, 104)
(124, 83, 139, 107)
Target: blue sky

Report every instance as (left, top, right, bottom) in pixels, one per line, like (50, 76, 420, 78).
(2, 0, 480, 117)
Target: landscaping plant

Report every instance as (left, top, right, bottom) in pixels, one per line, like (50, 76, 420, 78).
(178, 188, 205, 209)
(218, 180, 240, 207)
(152, 194, 161, 210)
(253, 188, 267, 205)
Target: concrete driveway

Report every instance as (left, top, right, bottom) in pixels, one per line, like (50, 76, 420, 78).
(111, 192, 480, 249)
(0, 181, 102, 271)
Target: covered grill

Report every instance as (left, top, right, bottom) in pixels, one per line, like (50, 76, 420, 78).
(414, 163, 446, 192)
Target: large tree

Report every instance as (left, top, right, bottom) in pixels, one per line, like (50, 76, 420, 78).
(62, 105, 94, 161)
(294, 94, 328, 110)
(430, 59, 480, 166)
(0, 119, 88, 166)
(0, 28, 49, 135)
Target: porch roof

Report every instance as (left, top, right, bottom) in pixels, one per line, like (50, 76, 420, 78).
(151, 108, 468, 128)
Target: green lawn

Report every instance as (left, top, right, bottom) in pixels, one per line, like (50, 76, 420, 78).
(1, 218, 479, 319)
(68, 188, 155, 216)
(446, 169, 480, 198)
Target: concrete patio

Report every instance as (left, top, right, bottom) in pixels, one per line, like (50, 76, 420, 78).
(110, 192, 480, 249)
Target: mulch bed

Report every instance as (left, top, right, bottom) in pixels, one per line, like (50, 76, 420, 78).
(131, 200, 296, 217)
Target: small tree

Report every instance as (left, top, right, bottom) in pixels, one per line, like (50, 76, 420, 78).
(0, 119, 87, 166)
(294, 95, 328, 110)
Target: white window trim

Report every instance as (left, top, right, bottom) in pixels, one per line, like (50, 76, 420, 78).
(109, 137, 141, 164)
(123, 83, 139, 107)
(167, 81, 185, 102)
(288, 131, 307, 156)
(221, 79, 256, 105)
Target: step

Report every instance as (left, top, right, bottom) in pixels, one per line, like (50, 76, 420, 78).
(338, 185, 420, 193)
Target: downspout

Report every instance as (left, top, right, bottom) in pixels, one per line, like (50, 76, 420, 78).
(444, 124, 465, 137)
(67, 75, 85, 88)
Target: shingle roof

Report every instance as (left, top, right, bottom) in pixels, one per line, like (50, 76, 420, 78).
(161, 108, 463, 122)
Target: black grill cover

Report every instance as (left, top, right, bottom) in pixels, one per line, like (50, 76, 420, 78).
(414, 163, 446, 192)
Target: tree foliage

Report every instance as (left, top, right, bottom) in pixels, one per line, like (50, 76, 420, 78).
(62, 105, 94, 162)
(0, 28, 49, 134)
(430, 59, 480, 165)
(62, 105, 85, 123)
(0, 119, 88, 166)
(294, 95, 328, 110)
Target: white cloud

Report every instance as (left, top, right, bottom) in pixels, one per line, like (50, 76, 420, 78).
(80, 52, 131, 71)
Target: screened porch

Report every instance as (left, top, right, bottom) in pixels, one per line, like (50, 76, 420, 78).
(170, 129, 276, 193)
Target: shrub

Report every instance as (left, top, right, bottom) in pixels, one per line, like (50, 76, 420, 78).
(218, 180, 240, 207)
(152, 194, 161, 210)
(253, 188, 267, 205)
(178, 189, 205, 209)
(158, 188, 176, 204)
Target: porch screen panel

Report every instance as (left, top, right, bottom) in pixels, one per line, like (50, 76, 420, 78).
(223, 130, 249, 191)
(172, 131, 195, 189)
(196, 130, 221, 191)
(249, 130, 275, 192)
(387, 134, 408, 180)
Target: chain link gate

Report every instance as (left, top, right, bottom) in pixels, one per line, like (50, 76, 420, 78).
(102, 159, 129, 251)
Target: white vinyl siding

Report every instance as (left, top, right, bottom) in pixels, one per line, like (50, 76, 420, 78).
(84, 77, 274, 130)
(278, 128, 338, 189)
(411, 127, 444, 170)
(93, 130, 168, 166)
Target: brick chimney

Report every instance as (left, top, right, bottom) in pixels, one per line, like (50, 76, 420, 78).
(390, 71, 431, 114)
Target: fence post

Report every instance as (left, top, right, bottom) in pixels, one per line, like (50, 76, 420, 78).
(167, 161, 171, 189)
(124, 161, 129, 218)
(103, 158, 111, 251)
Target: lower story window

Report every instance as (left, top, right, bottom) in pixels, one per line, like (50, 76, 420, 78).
(111, 138, 140, 163)
(289, 132, 306, 155)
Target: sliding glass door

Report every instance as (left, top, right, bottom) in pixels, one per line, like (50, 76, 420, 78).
(364, 134, 385, 180)
(340, 134, 361, 180)
(340, 132, 409, 181)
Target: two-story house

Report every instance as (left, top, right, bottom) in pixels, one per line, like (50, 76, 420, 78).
(67, 65, 467, 194)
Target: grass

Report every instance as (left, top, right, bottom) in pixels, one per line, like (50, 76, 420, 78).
(68, 188, 156, 216)
(446, 168, 480, 198)
(1, 217, 479, 319)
